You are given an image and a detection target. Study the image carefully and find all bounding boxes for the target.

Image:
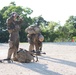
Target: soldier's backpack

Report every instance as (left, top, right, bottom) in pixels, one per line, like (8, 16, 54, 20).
(25, 25, 40, 34)
(15, 48, 35, 63)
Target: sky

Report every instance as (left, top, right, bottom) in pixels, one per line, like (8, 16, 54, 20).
(0, 0, 76, 25)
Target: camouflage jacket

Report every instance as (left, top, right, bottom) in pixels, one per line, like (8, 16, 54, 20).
(6, 16, 23, 33)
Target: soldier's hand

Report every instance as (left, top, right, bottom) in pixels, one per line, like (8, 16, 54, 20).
(19, 15, 23, 20)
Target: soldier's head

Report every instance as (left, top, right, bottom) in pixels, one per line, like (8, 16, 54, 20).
(10, 12, 19, 20)
(39, 34, 44, 42)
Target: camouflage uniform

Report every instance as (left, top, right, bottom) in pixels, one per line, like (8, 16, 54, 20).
(27, 33, 42, 51)
(25, 25, 44, 55)
(6, 14, 23, 60)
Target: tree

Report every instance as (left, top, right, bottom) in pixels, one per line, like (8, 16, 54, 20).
(0, 2, 33, 42)
(64, 16, 76, 37)
(54, 15, 76, 42)
(32, 15, 47, 26)
(40, 21, 60, 42)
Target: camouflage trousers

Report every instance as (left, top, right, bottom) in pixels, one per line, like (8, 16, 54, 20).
(7, 39, 19, 60)
(27, 33, 42, 52)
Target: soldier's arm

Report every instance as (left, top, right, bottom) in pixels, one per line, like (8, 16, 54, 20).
(6, 16, 13, 25)
(12, 19, 23, 32)
(6, 16, 15, 33)
(13, 18, 23, 32)
(16, 18, 23, 25)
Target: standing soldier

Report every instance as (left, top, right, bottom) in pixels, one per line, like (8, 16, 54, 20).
(6, 12, 23, 61)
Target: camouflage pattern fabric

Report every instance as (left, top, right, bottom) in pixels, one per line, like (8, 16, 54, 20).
(6, 15, 23, 60)
(25, 25, 40, 34)
(27, 33, 43, 55)
(15, 48, 34, 63)
(25, 25, 44, 55)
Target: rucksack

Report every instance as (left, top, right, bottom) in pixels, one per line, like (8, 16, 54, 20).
(25, 25, 40, 34)
(15, 48, 35, 63)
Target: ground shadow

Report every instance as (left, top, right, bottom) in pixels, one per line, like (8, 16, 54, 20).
(40, 56, 76, 68)
(14, 62, 61, 75)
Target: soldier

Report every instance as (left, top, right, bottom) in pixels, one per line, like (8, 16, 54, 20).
(25, 25, 44, 55)
(6, 12, 23, 61)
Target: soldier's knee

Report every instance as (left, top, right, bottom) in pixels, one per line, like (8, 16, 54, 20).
(9, 41, 14, 47)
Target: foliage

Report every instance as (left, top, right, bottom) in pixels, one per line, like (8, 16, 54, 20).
(0, 2, 76, 42)
(0, 2, 33, 42)
(40, 21, 60, 42)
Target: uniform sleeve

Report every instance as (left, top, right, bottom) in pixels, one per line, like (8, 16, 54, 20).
(6, 16, 15, 33)
(16, 19, 23, 25)
(6, 16, 13, 25)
